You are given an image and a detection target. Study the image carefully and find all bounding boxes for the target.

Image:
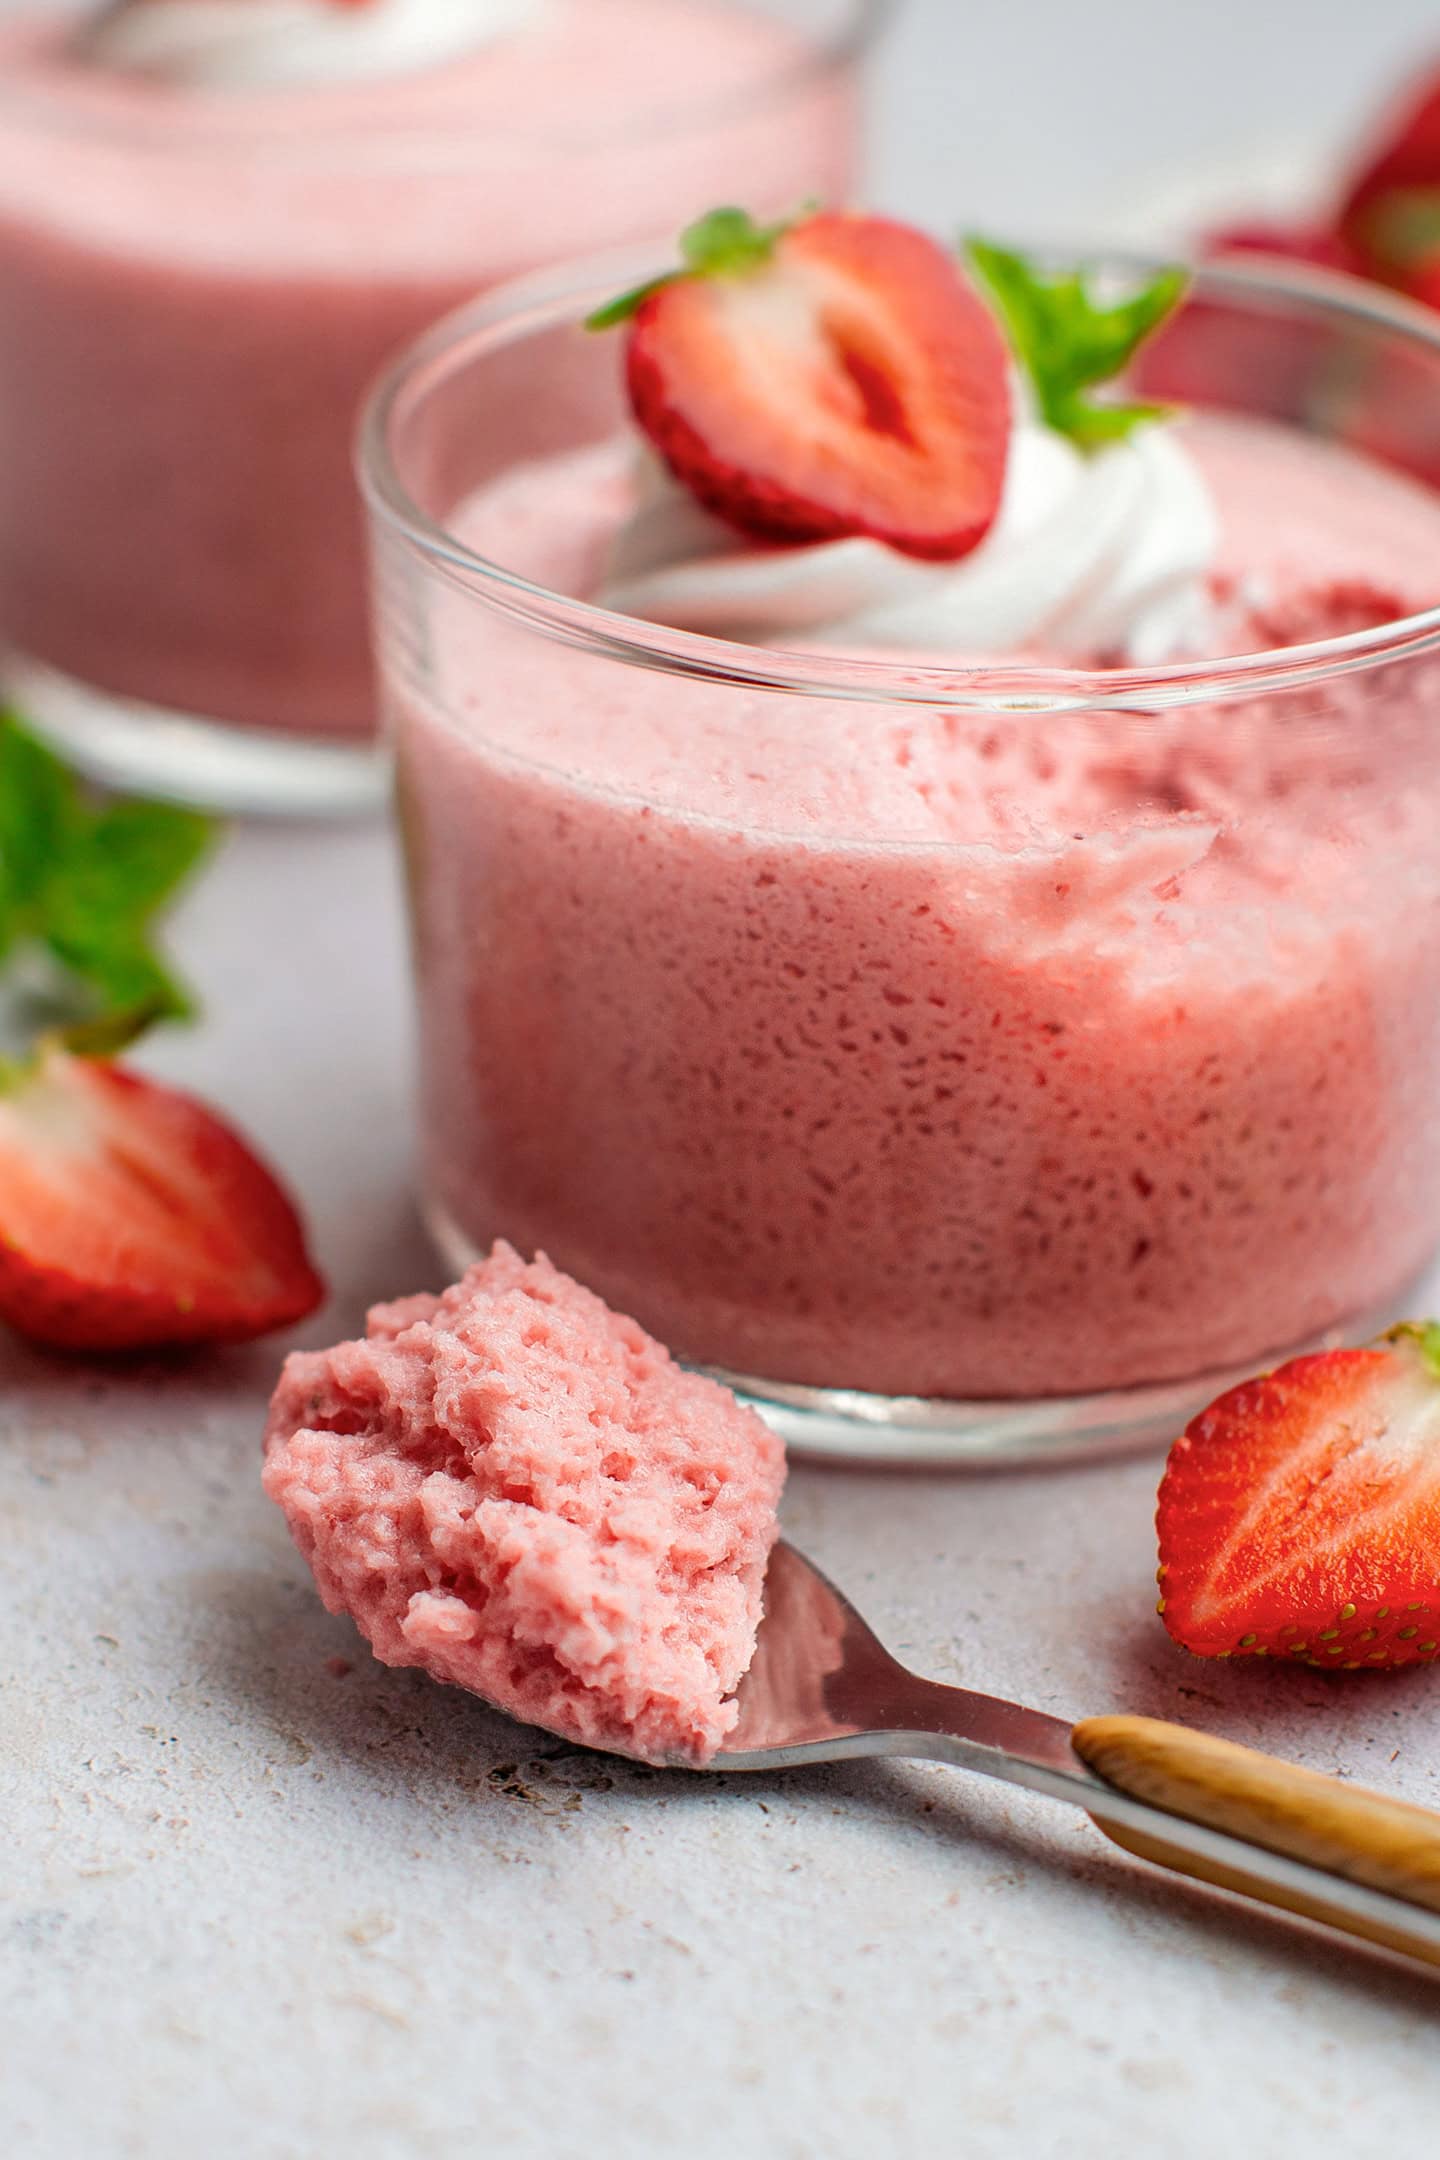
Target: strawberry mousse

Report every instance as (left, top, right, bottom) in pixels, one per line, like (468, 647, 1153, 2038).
(0, 4, 864, 754)
(262, 1243, 786, 1764)
(369, 215, 1440, 1417)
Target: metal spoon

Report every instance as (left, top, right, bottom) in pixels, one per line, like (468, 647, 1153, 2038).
(701, 1542, 1440, 1973)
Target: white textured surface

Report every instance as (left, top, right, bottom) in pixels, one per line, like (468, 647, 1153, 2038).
(8, 752, 1440, 2160)
(10, 3, 1440, 2152)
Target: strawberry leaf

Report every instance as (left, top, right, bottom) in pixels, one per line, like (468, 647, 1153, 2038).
(59, 799, 213, 933)
(584, 274, 678, 333)
(43, 918, 193, 1022)
(586, 204, 797, 331)
(679, 205, 787, 277)
(965, 238, 1189, 452)
(0, 710, 216, 1033)
(1386, 1319, 1440, 1379)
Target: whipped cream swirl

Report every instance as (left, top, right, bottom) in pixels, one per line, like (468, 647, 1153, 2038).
(601, 422, 1221, 667)
(71, 0, 546, 89)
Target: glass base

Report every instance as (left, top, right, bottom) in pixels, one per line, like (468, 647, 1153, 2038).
(425, 1197, 1438, 1468)
(5, 654, 389, 817)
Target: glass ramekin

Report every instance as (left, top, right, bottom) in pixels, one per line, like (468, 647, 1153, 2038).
(359, 245, 1440, 1465)
(0, 0, 886, 816)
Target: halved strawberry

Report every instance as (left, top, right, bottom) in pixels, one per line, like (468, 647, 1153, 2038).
(0, 1042, 325, 1352)
(1156, 1326, 1440, 1670)
(622, 210, 1012, 562)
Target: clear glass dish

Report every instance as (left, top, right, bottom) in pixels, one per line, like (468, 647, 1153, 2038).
(360, 245, 1440, 1464)
(0, 0, 885, 814)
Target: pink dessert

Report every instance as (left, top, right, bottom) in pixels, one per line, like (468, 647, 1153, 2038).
(262, 1242, 786, 1764)
(374, 221, 1440, 1408)
(0, 4, 861, 741)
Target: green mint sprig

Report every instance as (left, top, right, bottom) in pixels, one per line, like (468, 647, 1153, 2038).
(965, 238, 1189, 452)
(0, 710, 214, 1028)
(585, 205, 797, 331)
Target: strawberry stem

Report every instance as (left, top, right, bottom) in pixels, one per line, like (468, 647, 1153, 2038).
(585, 204, 805, 331)
(1384, 1319, 1440, 1378)
(59, 995, 170, 1063)
(0, 996, 167, 1097)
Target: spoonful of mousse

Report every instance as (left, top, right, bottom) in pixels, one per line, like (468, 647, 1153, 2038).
(261, 1242, 1440, 1977)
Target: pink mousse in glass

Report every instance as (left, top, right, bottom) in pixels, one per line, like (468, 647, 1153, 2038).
(360, 233, 1440, 1463)
(0, 1, 873, 809)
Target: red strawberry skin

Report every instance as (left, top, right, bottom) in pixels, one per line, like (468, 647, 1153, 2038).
(625, 213, 1011, 563)
(1339, 67, 1440, 271)
(1156, 1331, 1440, 1670)
(1403, 252, 1440, 311)
(0, 1048, 325, 1352)
(1200, 220, 1366, 277)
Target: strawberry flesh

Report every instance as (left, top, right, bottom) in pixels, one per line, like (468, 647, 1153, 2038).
(0, 1046, 325, 1352)
(1156, 1332, 1440, 1668)
(624, 213, 1012, 562)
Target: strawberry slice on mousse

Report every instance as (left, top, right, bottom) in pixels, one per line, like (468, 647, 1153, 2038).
(595, 208, 1013, 563)
(1156, 1326, 1440, 1670)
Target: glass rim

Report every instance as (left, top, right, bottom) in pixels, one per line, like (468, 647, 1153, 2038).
(0, 0, 890, 159)
(358, 244, 1440, 715)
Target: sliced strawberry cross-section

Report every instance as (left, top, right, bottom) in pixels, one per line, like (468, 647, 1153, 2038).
(1156, 1325, 1440, 1670)
(615, 209, 1012, 562)
(0, 1041, 325, 1353)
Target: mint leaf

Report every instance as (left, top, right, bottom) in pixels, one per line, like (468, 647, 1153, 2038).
(966, 238, 1189, 452)
(0, 710, 216, 1034)
(64, 799, 213, 925)
(0, 714, 80, 964)
(586, 203, 796, 331)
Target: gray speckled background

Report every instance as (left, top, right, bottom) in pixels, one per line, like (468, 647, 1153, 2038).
(8, 5, 1440, 2152)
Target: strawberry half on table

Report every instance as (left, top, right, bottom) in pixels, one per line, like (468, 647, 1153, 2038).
(0, 710, 324, 1355)
(1156, 1326, 1440, 1670)
(0, 1032, 325, 1353)
(588, 206, 1013, 562)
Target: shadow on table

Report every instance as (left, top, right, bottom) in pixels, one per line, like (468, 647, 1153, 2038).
(1090, 1602, 1435, 1779)
(204, 1561, 1440, 2018)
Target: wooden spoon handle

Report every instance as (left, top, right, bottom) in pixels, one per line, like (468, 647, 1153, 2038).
(1072, 1714, 1440, 1968)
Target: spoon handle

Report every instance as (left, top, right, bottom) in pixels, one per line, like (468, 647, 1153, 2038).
(1072, 1715, 1440, 1969)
